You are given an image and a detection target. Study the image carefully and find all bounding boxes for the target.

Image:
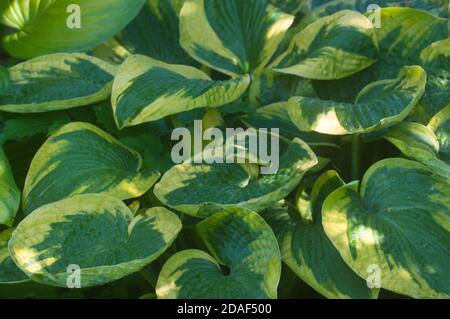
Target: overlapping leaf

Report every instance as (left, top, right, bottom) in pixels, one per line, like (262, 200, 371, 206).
(385, 105, 450, 179)
(0, 148, 20, 226)
(273, 10, 378, 80)
(0, 0, 147, 59)
(287, 66, 426, 135)
(0, 54, 117, 113)
(0, 66, 9, 94)
(0, 229, 28, 284)
(23, 122, 160, 214)
(112, 55, 250, 128)
(179, 0, 294, 76)
(154, 138, 318, 218)
(9, 194, 182, 287)
(264, 171, 377, 298)
(323, 159, 450, 298)
(156, 208, 281, 299)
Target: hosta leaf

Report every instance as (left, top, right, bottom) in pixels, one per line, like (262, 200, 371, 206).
(384, 121, 450, 179)
(269, 0, 308, 14)
(179, 0, 294, 76)
(287, 66, 426, 135)
(9, 194, 182, 288)
(428, 105, 450, 162)
(0, 113, 71, 146)
(0, 0, 147, 59)
(322, 159, 450, 298)
(112, 0, 193, 65)
(0, 229, 28, 284)
(314, 8, 448, 102)
(111, 55, 250, 128)
(419, 39, 450, 116)
(0, 54, 117, 113)
(273, 10, 378, 80)
(23, 122, 160, 214)
(0, 148, 20, 227)
(156, 208, 281, 299)
(154, 138, 318, 218)
(0, 65, 9, 93)
(264, 172, 377, 299)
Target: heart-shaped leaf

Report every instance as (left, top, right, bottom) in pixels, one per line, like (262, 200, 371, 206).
(9, 194, 182, 288)
(287, 66, 426, 135)
(111, 55, 250, 128)
(156, 208, 281, 299)
(313, 8, 448, 103)
(0, 229, 28, 284)
(272, 10, 378, 80)
(322, 158, 450, 298)
(179, 0, 294, 76)
(0, 148, 20, 227)
(384, 110, 450, 179)
(154, 138, 318, 218)
(23, 122, 160, 214)
(111, 0, 194, 65)
(419, 38, 450, 116)
(264, 171, 378, 298)
(0, 0, 147, 59)
(0, 54, 117, 113)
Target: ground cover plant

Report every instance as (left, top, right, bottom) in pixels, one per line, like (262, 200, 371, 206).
(0, 0, 449, 299)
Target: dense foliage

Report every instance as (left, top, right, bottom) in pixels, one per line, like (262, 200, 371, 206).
(0, 0, 449, 299)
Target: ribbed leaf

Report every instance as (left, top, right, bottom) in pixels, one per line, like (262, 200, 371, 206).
(323, 159, 450, 298)
(154, 138, 318, 218)
(9, 194, 182, 287)
(429, 105, 450, 162)
(314, 8, 448, 103)
(269, 0, 307, 14)
(288, 66, 426, 135)
(385, 121, 449, 179)
(264, 172, 377, 299)
(419, 39, 450, 116)
(23, 122, 160, 214)
(0, 54, 117, 113)
(273, 10, 377, 80)
(0, 0, 147, 59)
(179, 0, 294, 76)
(0, 148, 20, 227)
(0, 229, 28, 284)
(112, 55, 250, 128)
(156, 208, 281, 299)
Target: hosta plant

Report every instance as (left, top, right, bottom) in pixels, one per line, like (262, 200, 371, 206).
(0, 0, 448, 299)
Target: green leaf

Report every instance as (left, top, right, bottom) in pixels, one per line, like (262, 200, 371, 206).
(154, 138, 318, 218)
(112, 0, 194, 65)
(0, 113, 71, 146)
(9, 194, 182, 288)
(156, 208, 281, 299)
(0, 0, 147, 59)
(273, 10, 377, 80)
(0, 148, 20, 227)
(384, 121, 450, 179)
(0, 228, 28, 284)
(428, 105, 450, 163)
(419, 38, 450, 116)
(179, 0, 294, 76)
(269, 0, 308, 14)
(264, 172, 378, 299)
(111, 55, 250, 128)
(322, 159, 450, 298)
(0, 65, 9, 94)
(287, 66, 426, 135)
(23, 122, 160, 214)
(0, 54, 117, 113)
(313, 8, 448, 102)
